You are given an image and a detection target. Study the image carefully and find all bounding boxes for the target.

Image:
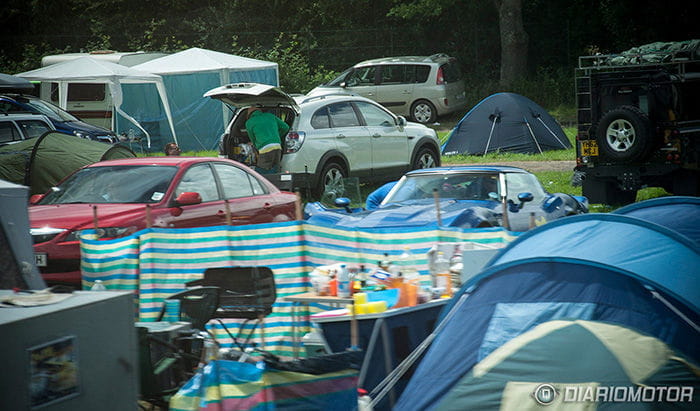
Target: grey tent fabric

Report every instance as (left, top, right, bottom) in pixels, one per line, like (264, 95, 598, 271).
(441, 93, 571, 156)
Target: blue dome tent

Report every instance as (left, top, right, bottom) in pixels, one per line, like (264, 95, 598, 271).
(613, 196, 700, 246)
(395, 213, 700, 411)
(441, 92, 571, 156)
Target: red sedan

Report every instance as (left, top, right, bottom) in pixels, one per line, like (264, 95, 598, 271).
(29, 157, 297, 287)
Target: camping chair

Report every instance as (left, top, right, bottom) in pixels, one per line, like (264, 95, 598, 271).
(139, 286, 221, 408)
(156, 286, 221, 331)
(188, 266, 277, 351)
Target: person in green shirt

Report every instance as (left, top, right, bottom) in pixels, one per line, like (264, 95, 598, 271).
(245, 107, 290, 174)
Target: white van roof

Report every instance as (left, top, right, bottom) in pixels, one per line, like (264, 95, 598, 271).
(41, 51, 168, 67)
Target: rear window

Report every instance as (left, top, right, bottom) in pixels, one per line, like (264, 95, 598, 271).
(441, 60, 463, 82)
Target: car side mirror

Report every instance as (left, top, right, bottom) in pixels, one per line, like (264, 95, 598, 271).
(175, 192, 202, 206)
(340, 82, 347, 88)
(517, 192, 534, 209)
(29, 194, 45, 204)
(334, 197, 353, 213)
(396, 116, 407, 127)
(488, 192, 499, 201)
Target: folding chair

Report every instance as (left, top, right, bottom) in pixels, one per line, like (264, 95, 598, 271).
(188, 266, 276, 350)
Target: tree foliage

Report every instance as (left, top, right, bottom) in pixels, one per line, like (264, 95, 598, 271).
(1, 0, 697, 106)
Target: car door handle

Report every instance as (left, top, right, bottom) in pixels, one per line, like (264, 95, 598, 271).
(263, 202, 272, 209)
(336, 134, 346, 139)
(372, 134, 381, 138)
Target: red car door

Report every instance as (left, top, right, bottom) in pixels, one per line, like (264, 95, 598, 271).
(212, 163, 278, 225)
(166, 163, 228, 228)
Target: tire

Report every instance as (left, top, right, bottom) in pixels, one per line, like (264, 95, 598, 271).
(410, 100, 437, 124)
(595, 105, 653, 163)
(412, 146, 438, 170)
(314, 160, 347, 199)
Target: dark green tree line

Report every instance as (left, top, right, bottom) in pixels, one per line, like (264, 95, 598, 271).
(1, 0, 697, 109)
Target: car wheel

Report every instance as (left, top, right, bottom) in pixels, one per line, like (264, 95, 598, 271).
(412, 147, 438, 170)
(595, 106, 653, 162)
(315, 160, 347, 199)
(410, 100, 437, 124)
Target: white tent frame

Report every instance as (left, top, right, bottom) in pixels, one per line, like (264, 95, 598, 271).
(17, 57, 178, 148)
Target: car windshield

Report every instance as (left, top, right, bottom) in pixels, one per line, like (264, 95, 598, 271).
(326, 68, 353, 86)
(382, 171, 547, 205)
(25, 98, 79, 122)
(39, 165, 178, 205)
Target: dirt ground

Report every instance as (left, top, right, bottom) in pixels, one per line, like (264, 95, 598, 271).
(479, 160, 576, 173)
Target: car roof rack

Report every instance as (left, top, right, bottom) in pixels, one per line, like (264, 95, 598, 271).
(298, 93, 358, 105)
(578, 40, 700, 73)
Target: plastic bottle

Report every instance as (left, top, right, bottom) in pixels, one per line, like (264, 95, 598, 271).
(434, 251, 452, 298)
(449, 244, 463, 290)
(337, 264, 351, 297)
(398, 247, 419, 282)
(91, 280, 106, 291)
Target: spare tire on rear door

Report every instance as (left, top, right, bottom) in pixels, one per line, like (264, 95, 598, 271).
(595, 105, 653, 163)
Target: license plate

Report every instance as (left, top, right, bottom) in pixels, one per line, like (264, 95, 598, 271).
(35, 253, 47, 267)
(580, 140, 599, 156)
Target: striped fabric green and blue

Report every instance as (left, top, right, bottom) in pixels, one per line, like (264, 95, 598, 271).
(80, 221, 516, 359)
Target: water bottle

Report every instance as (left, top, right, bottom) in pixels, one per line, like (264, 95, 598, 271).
(434, 251, 452, 298)
(398, 247, 419, 282)
(337, 264, 351, 297)
(91, 280, 106, 291)
(449, 244, 463, 289)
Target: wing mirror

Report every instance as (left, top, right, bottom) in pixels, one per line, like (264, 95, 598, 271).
(396, 116, 407, 127)
(517, 192, 534, 209)
(175, 192, 202, 206)
(29, 194, 45, 204)
(334, 197, 353, 213)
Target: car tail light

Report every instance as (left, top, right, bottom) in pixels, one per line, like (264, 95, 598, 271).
(285, 131, 306, 153)
(436, 67, 445, 85)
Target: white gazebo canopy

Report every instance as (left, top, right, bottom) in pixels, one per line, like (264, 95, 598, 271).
(17, 56, 178, 148)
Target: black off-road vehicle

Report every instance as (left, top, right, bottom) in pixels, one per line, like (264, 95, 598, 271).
(574, 40, 700, 205)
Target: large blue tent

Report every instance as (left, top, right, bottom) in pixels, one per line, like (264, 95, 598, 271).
(613, 196, 700, 246)
(396, 212, 700, 411)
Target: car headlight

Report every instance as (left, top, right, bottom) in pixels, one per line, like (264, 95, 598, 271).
(30, 227, 67, 244)
(64, 226, 136, 242)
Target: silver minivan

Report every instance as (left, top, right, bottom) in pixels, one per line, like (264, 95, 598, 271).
(308, 54, 467, 124)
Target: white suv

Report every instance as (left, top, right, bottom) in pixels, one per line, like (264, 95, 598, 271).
(308, 54, 467, 124)
(206, 83, 441, 196)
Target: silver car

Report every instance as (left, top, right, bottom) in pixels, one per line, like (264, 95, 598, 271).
(205, 83, 441, 197)
(308, 54, 467, 124)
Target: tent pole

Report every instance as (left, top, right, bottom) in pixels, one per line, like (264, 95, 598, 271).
(484, 117, 497, 155)
(524, 116, 543, 154)
(536, 116, 569, 148)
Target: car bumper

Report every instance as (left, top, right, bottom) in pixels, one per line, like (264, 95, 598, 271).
(264, 172, 315, 192)
(34, 241, 82, 287)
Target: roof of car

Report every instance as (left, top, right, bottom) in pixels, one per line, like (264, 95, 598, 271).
(297, 93, 376, 107)
(86, 156, 231, 167)
(356, 53, 453, 66)
(405, 165, 530, 175)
